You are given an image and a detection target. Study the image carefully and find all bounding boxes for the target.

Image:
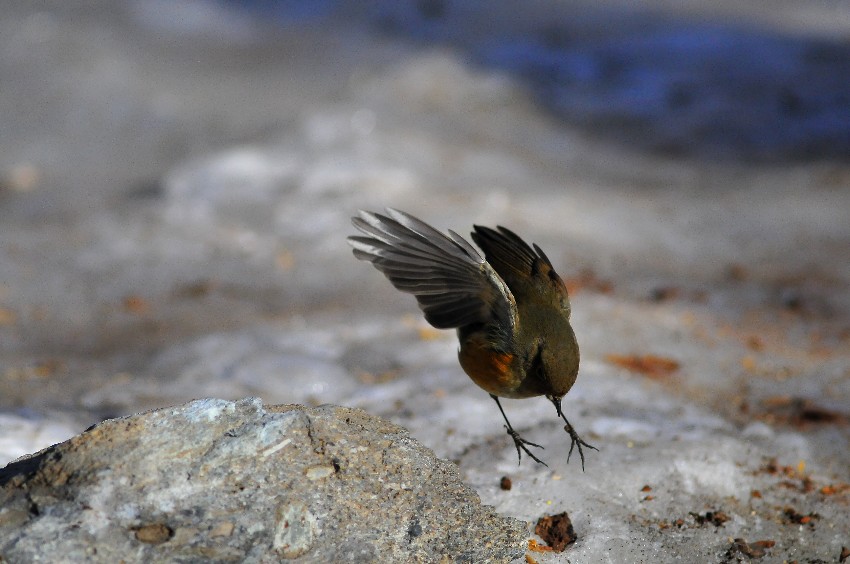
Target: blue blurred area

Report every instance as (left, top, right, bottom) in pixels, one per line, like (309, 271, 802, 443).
(222, 0, 850, 160)
(222, 0, 336, 22)
(480, 24, 850, 159)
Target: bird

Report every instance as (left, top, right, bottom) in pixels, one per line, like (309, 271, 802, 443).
(348, 208, 596, 469)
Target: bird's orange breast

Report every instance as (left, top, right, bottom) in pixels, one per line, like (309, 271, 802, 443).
(458, 334, 520, 397)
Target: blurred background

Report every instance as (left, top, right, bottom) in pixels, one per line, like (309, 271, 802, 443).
(1, 1, 849, 559)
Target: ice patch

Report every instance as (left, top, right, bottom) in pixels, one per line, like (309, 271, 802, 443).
(591, 417, 661, 441)
(0, 413, 79, 466)
(176, 398, 238, 423)
(672, 452, 747, 498)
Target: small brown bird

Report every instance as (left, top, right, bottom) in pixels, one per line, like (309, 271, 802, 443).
(348, 208, 596, 468)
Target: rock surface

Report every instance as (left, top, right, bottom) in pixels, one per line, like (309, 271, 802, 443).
(0, 398, 527, 562)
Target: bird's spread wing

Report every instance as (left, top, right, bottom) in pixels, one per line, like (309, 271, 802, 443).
(471, 225, 571, 315)
(349, 209, 517, 331)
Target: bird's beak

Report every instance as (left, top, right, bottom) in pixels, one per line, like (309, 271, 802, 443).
(548, 395, 565, 420)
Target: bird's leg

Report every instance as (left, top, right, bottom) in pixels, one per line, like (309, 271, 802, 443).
(490, 394, 548, 467)
(550, 396, 598, 472)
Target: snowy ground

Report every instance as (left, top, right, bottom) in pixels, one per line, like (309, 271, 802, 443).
(1, 1, 849, 561)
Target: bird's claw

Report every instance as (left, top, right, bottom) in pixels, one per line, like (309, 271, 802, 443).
(505, 425, 548, 467)
(564, 423, 598, 472)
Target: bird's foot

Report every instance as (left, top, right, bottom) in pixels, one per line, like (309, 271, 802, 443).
(505, 425, 548, 467)
(563, 423, 598, 472)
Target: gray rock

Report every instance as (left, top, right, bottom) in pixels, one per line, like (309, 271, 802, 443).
(0, 398, 527, 563)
